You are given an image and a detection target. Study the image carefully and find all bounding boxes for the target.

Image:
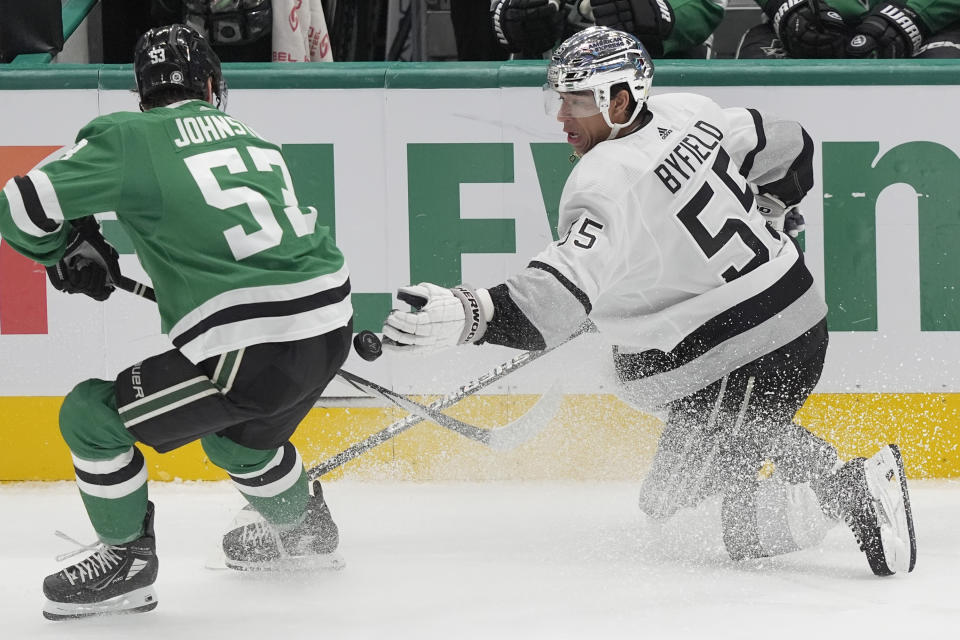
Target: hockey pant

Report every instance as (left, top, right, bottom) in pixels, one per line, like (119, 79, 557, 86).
(624, 319, 838, 560)
(57, 325, 352, 544)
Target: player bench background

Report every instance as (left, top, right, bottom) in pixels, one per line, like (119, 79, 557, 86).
(1, 60, 958, 481)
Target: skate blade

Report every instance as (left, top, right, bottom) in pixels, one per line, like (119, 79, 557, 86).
(42, 586, 158, 621)
(865, 444, 917, 574)
(224, 551, 346, 573)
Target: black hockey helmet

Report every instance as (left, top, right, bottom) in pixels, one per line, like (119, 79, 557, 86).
(134, 24, 226, 109)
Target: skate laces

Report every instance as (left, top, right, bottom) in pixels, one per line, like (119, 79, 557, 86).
(53, 531, 124, 586)
(238, 519, 282, 549)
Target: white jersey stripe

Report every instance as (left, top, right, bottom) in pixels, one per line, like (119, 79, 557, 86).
(119, 375, 213, 412)
(123, 387, 222, 427)
(169, 264, 350, 340)
(2, 177, 57, 238)
(176, 297, 353, 363)
(618, 285, 826, 409)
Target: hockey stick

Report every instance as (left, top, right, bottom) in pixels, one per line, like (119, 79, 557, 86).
(117, 275, 155, 301)
(114, 277, 588, 466)
(309, 323, 590, 478)
(336, 369, 564, 451)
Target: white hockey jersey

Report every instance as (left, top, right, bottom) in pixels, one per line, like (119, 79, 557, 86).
(490, 92, 827, 407)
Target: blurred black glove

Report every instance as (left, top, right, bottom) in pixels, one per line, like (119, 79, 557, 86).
(492, 0, 566, 56)
(46, 217, 121, 302)
(846, 2, 928, 58)
(764, 0, 850, 58)
(591, 0, 674, 57)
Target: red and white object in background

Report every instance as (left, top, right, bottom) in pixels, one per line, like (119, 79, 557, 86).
(273, 0, 334, 62)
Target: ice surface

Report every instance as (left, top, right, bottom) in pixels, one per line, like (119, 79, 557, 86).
(1, 480, 957, 639)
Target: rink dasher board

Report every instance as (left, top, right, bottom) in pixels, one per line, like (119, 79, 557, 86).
(1, 62, 958, 478)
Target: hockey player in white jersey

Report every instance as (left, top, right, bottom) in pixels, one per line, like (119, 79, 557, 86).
(383, 25, 916, 576)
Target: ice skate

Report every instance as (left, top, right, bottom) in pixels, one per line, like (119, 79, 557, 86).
(223, 481, 344, 571)
(820, 445, 916, 576)
(42, 502, 159, 621)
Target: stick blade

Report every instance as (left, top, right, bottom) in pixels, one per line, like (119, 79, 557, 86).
(485, 381, 564, 451)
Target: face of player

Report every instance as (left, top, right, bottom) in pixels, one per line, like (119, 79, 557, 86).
(552, 89, 631, 156)
(558, 110, 611, 156)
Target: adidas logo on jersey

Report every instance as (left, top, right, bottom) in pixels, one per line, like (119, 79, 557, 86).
(658, 127, 673, 140)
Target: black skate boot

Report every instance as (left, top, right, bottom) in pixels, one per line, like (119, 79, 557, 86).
(223, 481, 343, 571)
(42, 502, 159, 621)
(816, 445, 917, 576)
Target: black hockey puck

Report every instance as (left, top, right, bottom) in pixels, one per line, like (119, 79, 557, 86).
(353, 330, 383, 362)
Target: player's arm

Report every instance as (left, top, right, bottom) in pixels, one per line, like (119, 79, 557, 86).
(0, 117, 124, 265)
(904, 0, 960, 34)
(720, 107, 814, 235)
(661, 0, 726, 56)
(0, 117, 125, 299)
(383, 193, 622, 352)
(722, 107, 814, 208)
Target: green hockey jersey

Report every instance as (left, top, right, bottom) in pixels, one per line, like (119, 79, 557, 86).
(0, 99, 352, 363)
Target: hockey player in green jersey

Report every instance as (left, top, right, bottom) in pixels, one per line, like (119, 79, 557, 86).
(739, 0, 960, 58)
(0, 25, 352, 620)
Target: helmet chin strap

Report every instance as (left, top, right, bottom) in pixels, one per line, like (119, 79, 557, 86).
(604, 100, 645, 140)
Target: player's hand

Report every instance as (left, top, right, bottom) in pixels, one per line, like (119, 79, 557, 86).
(591, 0, 675, 57)
(46, 218, 121, 301)
(755, 193, 805, 238)
(846, 2, 927, 58)
(764, 0, 850, 58)
(382, 283, 489, 352)
(492, 0, 565, 56)
(784, 209, 806, 238)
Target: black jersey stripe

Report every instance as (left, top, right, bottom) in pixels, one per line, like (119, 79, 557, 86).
(13, 175, 59, 232)
(616, 249, 814, 380)
(528, 260, 592, 314)
(73, 447, 145, 487)
(738, 109, 766, 179)
(229, 442, 298, 488)
(172, 278, 351, 350)
(480, 283, 547, 350)
(756, 129, 814, 206)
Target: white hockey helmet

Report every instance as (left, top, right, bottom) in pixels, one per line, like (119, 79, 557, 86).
(545, 26, 654, 132)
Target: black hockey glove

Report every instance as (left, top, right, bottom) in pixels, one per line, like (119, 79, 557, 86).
(846, 2, 928, 58)
(755, 193, 806, 238)
(591, 0, 674, 57)
(492, 0, 566, 56)
(763, 0, 850, 58)
(46, 217, 121, 302)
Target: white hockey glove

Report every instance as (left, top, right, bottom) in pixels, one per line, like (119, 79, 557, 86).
(382, 283, 492, 352)
(755, 193, 805, 238)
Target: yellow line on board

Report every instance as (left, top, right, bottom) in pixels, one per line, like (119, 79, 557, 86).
(1, 394, 957, 481)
